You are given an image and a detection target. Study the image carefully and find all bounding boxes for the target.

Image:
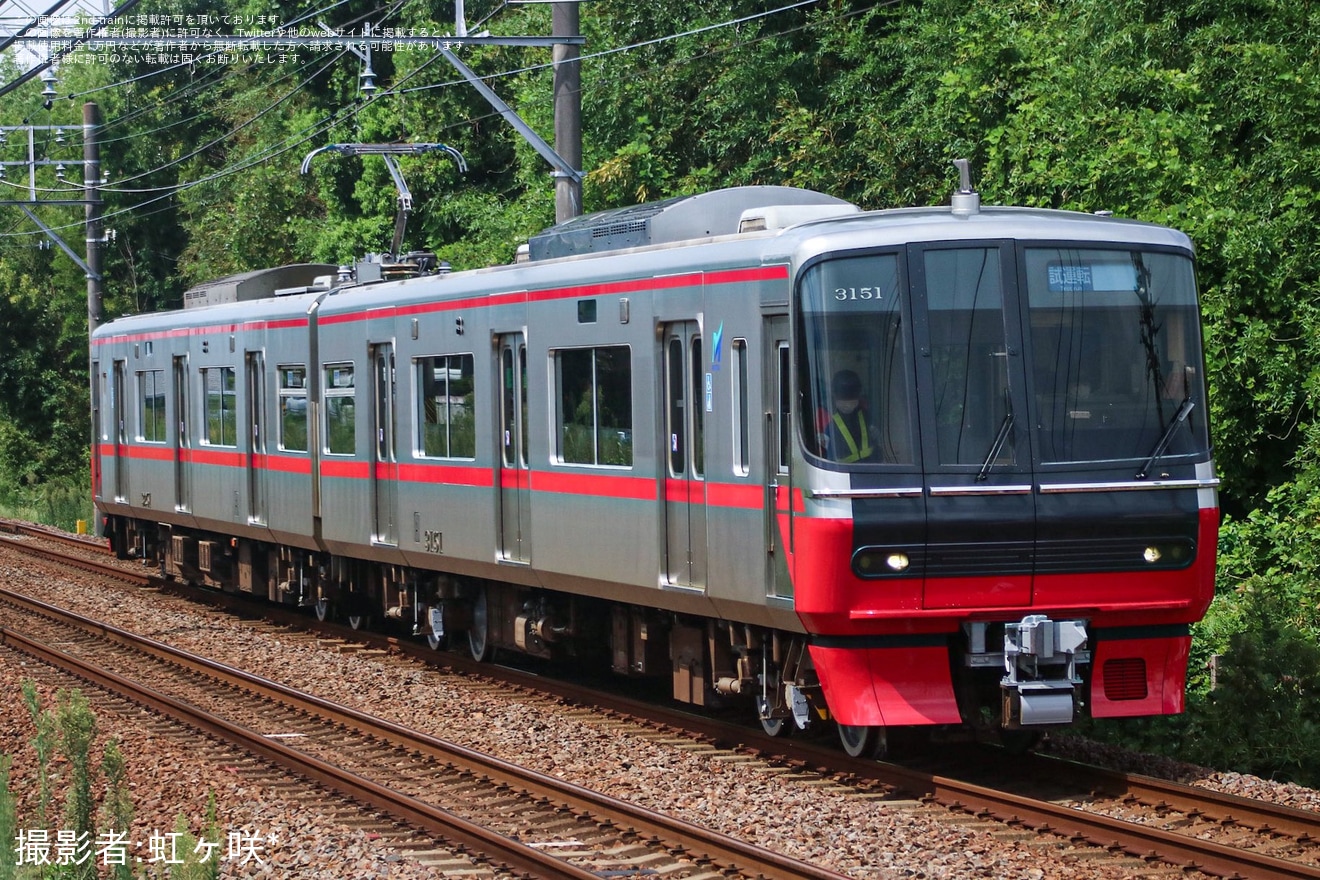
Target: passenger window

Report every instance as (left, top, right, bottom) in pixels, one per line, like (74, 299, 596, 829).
(278, 366, 308, 452)
(733, 339, 749, 476)
(323, 363, 356, 455)
(778, 343, 790, 474)
(555, 345, 632, 466)
(417, 354, 476, 459)
(201, 366, 237, 447)
(138, 369, 167, 443)
(692, 336, 704, 479)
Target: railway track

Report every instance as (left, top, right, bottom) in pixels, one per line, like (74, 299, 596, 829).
(0, 579, 851, 880)
(4, 527, 1320, 878)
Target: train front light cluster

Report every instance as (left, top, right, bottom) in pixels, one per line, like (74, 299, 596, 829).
(852, 550, 910, 576)
(1142, 541, 1193, 567)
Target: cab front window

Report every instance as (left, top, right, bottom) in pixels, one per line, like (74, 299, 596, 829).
(1024, 248, 1210, 465)
(797, 253, 916, 466)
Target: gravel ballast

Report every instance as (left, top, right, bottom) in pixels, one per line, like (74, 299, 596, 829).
(2, 542, 1315, 879)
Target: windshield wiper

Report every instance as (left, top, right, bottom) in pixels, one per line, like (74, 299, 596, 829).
(977, 411, 1014, 482)
(1136, 396, 1195, 479)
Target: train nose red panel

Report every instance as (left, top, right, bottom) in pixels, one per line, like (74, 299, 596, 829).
(809, 643, 962, 727)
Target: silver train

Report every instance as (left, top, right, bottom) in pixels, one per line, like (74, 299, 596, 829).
(92, 168, 1219, 755)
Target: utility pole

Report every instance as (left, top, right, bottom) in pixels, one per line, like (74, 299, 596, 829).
(0, 114, 104, 315)
(83, 101, 103, 332)
(552, 1, 582, 222)
(84, 101, 104, 539)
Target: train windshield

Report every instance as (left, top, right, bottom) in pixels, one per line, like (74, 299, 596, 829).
(797, 253, 917, 466)
(1025, 247, 1208, 465)
(797, 245, 1210, 470)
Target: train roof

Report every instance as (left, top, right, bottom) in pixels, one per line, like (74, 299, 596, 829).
(525, 186, 856, 261)
(181, 263, 338, 309)
(781, 204, 1194, 257)
(91, 282, 330, 340)
(93, 188, 1196, 339)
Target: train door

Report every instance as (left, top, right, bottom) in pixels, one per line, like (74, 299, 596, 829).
(91, 360, 103, 503)
(764, 316, 793, 599)
(909, 242, 1034, 608)
(372, 342, 398, 546)
(173, 355, 191, 511)
(113, 360, 128, 502)
(662, 321, 707, 589)
(245, 351, 266, 524)
(497, 334, 530, 562)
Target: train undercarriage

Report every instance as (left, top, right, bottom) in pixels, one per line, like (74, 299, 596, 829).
(105, 514, 1089, 758)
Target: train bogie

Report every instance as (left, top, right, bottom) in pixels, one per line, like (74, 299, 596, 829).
(92, 174, 1219, 750)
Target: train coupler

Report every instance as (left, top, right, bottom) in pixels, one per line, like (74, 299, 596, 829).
(999, 615, 1089, 727)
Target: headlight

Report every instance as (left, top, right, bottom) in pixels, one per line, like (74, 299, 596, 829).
(851, 547, 918, 578)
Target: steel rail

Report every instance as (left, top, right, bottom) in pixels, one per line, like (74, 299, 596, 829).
(6, 532, 1320, 878)
(0, 585, 852, 880)
(907, 771, 1320, 880)
(1021, 752, 1320, 844)
(0, 624, 602, 880)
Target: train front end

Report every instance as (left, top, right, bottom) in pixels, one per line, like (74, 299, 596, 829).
(785, 191, 1218, 746)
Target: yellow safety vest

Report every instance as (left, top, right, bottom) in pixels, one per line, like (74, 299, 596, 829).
(832, 412, 872, 463)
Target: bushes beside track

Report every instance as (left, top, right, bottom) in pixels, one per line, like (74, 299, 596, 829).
(1083, 501, 1320, 787)
(0, 475, 93, 536)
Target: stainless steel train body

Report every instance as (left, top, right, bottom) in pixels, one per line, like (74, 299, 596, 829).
(91, 183, 1219, 751)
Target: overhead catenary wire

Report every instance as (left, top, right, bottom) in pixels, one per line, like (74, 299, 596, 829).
(0, 0, 839, 229)
(0, 3, 407, 197)
(28, 0, 362, 102)
(94, 49, 352, 190)
(0, 47, 350, 197)
(394, 0, 820, 97)
(0, 0, 865, 240)
(14, 0, 373, 167)
(0, 79, 381, 238)
(0, 0, 77, 57)
(0, 0, 146, 100)
(47, 0, 810, 178)
(51, 0, 407, 180)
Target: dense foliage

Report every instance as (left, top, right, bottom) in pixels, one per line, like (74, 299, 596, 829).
(4, 0, 1320, 780)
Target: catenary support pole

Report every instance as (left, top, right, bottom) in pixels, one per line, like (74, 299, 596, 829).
(552, 1, 582, 222)
(84, 101, 103, 333)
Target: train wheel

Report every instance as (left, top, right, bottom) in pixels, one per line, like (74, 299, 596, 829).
(757, 694, 791, 737)
(314, 598, 330, 622)
(838, 724, 887, 759)
(467, 588, 491, 662)
(424, 605, 447, 651)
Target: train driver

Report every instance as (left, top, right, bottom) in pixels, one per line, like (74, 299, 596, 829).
(824, 369, 878, 463)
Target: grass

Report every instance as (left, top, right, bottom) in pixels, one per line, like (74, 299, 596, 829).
(0, 478, 96, 534)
